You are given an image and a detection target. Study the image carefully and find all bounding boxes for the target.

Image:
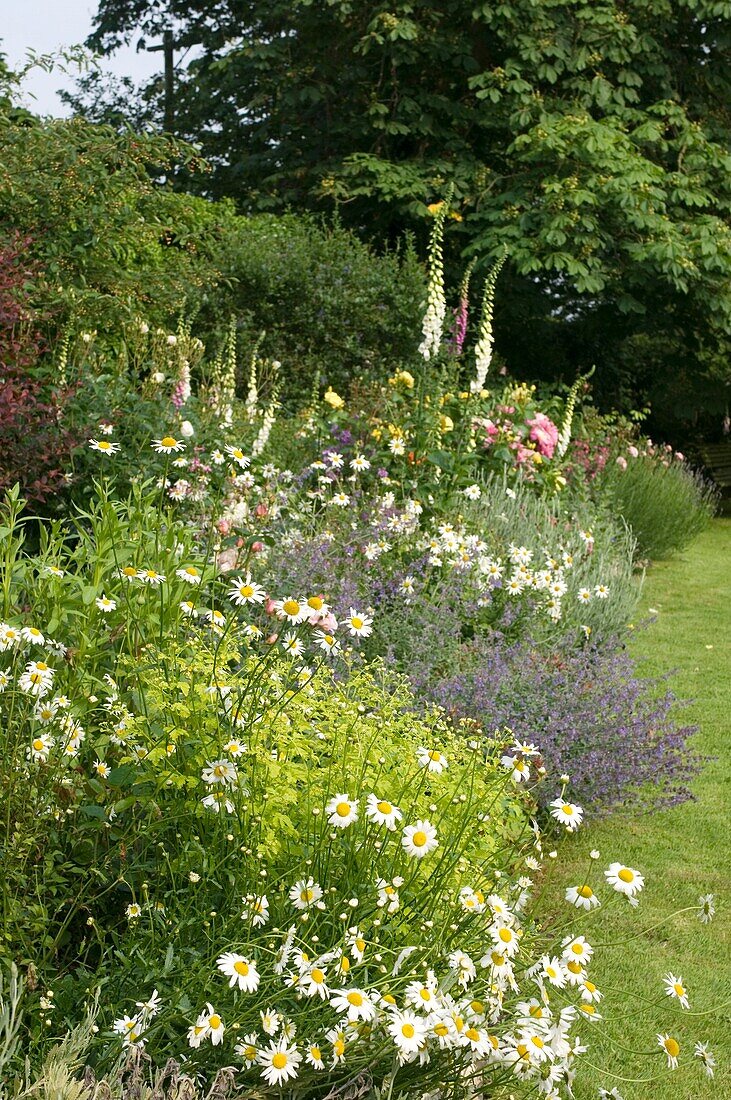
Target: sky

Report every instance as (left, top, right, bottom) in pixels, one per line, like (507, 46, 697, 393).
(0, 0, 161, 116)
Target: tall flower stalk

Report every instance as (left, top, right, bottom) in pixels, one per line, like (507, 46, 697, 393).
(418, 199, 450, 361)
(556, 366, 595, 458)
(471, 249, 507, 392)
(449, 258, 475, 356)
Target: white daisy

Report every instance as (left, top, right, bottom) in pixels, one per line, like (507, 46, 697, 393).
(217, 952, 260, 993)
(402, 819, 438, 858)
(325, 794, 359, 828)
(365, 793, 403, 831)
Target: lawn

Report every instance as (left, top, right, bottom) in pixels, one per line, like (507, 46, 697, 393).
(541, 518, 731, 1098)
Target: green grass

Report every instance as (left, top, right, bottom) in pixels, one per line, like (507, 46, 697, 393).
(540, 518, 731, 1098)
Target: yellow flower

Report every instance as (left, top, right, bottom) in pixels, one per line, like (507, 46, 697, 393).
(427, 201, 445, 215)
(389, 370, 415, 390)
(450, 211, 463, 222)
(323, 388, 344, 409)
(439, 415, 454, 433)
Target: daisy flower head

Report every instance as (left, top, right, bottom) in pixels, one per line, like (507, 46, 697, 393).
(694, 1041, 716, 1078)
(276, 597, 309, 624)
(180, 600, 198, 617)
(698, 893, 715, 923)
(33, 699, 58, 723)
(198, 1004, 224, 1045)
(289, 877, 323, 910)
(229, 574, 266, 606)
(388, 1010, 428, 1054)
(21, 626, 45, 645)
(0, 623, 22, 651)
(30, 733, 54, 762)
(258, 1039, 302, 1085)
(89, 438, 121, 455)
(282, 632, 305, 658)
(577, 588, 592, 604)
(416, 746, 448, 774)
(225, 445, 250, 468)
(137, 568, 166, 586)
(176, 566, 202, 585)
(561, 935, 593, 966)
(402, 819, 438, 858)
(350, 454, 371, 472)
(330, 988, 377, 1023)
(346, 608, 373, 638)
(126, 903, 142, 920)
(242, 893, 269, 926)
(604, 862, 644, 900)
(365, 793, 403, 831)
(565, 884, 600, 911)
(151, 435, 185, 454)
(663, 973, 689, 1009)
(657, 1033, 680, 1069)
(595, 583, 610, 599)
(316, 632, 341, 657)
(462, 483, 482, 500)
(376, 876, 403, 913)
(306, 1042, 325, 1070)
(235, 1033, 259, 1063)
(95, 595, 117, 612)
(540, 956, 567, 988)
(201, 759, 238, 786)
(300, 964, 329, 999)
(217, 952, 261, 993)
(94, 759, 111, 778)
(549, 797, 584, 831)
(501, 753, 530, 783)
(326, 794, 359, 829)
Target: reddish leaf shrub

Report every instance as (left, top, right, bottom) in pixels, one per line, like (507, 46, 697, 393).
(0, 234, 77, 502)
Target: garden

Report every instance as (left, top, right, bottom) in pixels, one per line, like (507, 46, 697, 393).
(1, 12, 730, 1100)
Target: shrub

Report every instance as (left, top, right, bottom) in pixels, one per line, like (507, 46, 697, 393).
(0, 233, 78, 503)
(594, 452, 717, 560)
(413, 632, 703, 815)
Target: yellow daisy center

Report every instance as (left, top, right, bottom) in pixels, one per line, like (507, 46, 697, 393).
(664, 1038, 680, 1057)
(240, 584, 254, 598)
(571, 943, 584, 954)
(531, 1035, 544, 1048)
(465, 1027, 479, 1042)
(673, 983, 685, 997)
(618, 868, 634, 883)
(377, 801, 393, 814)
(499, 928, 513, 943)
(300, 888, 314, 902)
(578, 885, 593, 898)
(283, 599, 300, 616)
(562, 804, 574, 814)
(347, 992, 363, 1007)
(308, 596, 324, 610)
(336, 802, 351, 817)
(584, 981, 597, 993)
(428, 751, 441, 761)
(311, 968, 324, 984)
(122, 566, 136, 576)
(310, 1046, 321, 1060)
(434, 1023, 449, 1037)
(340, 958, 350, 973)
(351, 617, 363, 629)
(401, 1023, 415, 1038)
(334, 1038, 345, 1055)
(413, 830, 427, 847)
(234, 961, 250, 976)
(209, 1015, 221, 1029)
(567, 960, 583, 974)
(272, 1053, 288, 1069)
(33, 738, 45, 751)
(160, 436, 178, 448)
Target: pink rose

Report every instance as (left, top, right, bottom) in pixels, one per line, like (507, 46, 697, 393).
(251, 540, 265, 554)
(616, 456, 628, 470)
(675, 452, 685, 462)
(627, 445, 639, 458)
(526, 412, 559, 458)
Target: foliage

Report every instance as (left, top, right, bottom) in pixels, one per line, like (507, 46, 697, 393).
(0, 233, 78, 503)
(75, 0, 731, 427)
(592, 449, 718, 560)
(0, 113, 424, 402)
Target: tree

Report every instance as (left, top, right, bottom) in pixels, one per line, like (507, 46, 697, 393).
(48, 3, 731, 431)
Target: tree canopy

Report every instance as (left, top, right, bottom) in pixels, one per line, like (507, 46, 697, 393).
(42, 3, 731, 430)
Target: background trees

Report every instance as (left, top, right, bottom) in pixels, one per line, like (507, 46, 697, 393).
(19, 3, 731, 434)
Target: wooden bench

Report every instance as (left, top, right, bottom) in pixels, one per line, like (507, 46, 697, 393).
(701, 442, 731, 489)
